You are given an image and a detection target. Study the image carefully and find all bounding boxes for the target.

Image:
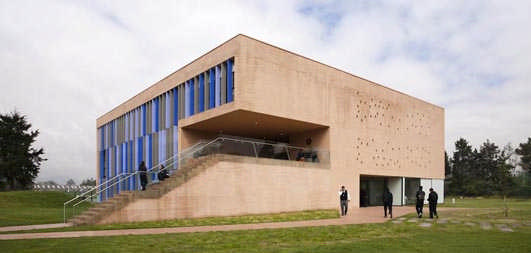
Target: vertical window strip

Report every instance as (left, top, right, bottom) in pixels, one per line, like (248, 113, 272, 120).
(227, 58, 234, 103)
(194, 77, 199, 114)
(221, 62, 226, 104)
(199, 73, 204, 112)
(125, 115, 129, 144)
(190, 78, 195, 116)
(180, 83, 185, 119)
(153, 98, 158, 133)
(204, 71, 210, 110)
(184, 81, 190, 118)
(215, 65, 221, 107)
(209, 68, 215, 109)
(110, 121, 114, 147)
(165, 92, 171, 129)
(173, 125, 178, 169)
(173, 87, 178, 125)
(147, 134, 152, 169)
(115, 146, 119, 194)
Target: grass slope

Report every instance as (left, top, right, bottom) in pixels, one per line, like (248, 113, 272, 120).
(0, 191, 90, 226)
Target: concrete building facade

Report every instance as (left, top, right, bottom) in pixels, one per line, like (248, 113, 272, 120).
(96, 34, 444, 221)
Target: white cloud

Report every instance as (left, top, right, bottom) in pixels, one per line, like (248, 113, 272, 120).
(0, 0, 530, 183)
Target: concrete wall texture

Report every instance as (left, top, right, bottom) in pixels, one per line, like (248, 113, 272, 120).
(96, 34, 444, 220)
(99, 157, 332, 224)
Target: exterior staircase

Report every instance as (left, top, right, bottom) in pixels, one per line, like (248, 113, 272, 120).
(70, 155, 219, 226)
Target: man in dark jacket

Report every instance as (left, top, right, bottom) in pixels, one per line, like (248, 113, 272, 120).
(383, 187, 393, 218)
(139, 161, 148, 191)
(415, 186, 425, 218)
(428, 188, 439, 218)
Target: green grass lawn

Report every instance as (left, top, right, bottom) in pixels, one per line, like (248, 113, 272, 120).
(0, 195, 529, 252)
(0, 191, 92, 226)
(0, 212, 529, 253)
(440, 196, 531, 209)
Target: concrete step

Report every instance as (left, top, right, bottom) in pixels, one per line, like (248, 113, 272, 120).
(72, 154, 220, 225)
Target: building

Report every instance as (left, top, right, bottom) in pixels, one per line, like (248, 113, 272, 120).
(94, 34, 444, 224)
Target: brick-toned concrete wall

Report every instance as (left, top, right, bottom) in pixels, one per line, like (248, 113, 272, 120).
(233, 36, 444, 207)
(99, 157, 332, 224)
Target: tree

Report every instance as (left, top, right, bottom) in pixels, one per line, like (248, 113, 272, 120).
(80, 178, 96, 187)
(0, 111, 45, 190)
(66, 179, 76, 186)
(448, 138, 475, 196)
(515, 137, 531, 173)
(444, 151, 451, 177)
(473, 140, 500, 195)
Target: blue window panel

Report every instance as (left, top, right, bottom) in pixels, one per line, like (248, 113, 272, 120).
(209, 68, 215, 109)
(124, 115, 128, 142)
(115, 147, 119, 195)
(227, 59, 234, 102)
(147, 134, 153, 170)
(135, 109, 139, 138)
(158, 130, 166, 181)
(136, 137, 143, 190)
(215, 65, 221, 107)
(184, 81, 190, 118)
(173, 125, 179, 170)
(198, 74, 204, 112)
(116, 121, 118, 144)
(190, 79, 195, 116)
(107, 147, 112, 199)
(165, 93, 171, 129)
(124, 143, 128, 191)
(141, 104, 146, 136)
(175, 87, 179, 124)
(121, 143, 126, 192)
(100, 128, 104, 151)
(128, 140, 133, 191)
(153, 97, 159, 132)
(99, 150, 105, 200)
(130, 111, 134, 141)
(110, 122, 114, 146)
(158, 130, 163, 165)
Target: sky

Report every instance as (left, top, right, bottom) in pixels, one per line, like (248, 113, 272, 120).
(1, 0, 530, 184)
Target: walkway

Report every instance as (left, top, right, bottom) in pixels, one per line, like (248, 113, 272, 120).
(0, 206, 414, 240)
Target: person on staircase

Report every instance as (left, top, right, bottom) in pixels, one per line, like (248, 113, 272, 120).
(158, 164, 169, 181)
(139, 161, 148, 191)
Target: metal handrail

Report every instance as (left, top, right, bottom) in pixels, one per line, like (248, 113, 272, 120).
(64, 137, 223, 222)
(64, 136, 329, 223)
(62, 138, 212, 222)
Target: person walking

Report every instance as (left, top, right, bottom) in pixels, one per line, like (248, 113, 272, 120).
(383, 187, 393, 218)
(415, 186, 425, 218)
(139, 161, 148, 191)
(428, 188, 439, 218)
(339, 186, 350, 216)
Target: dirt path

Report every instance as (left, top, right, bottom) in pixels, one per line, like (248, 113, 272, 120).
(0, 206, 426, 240)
